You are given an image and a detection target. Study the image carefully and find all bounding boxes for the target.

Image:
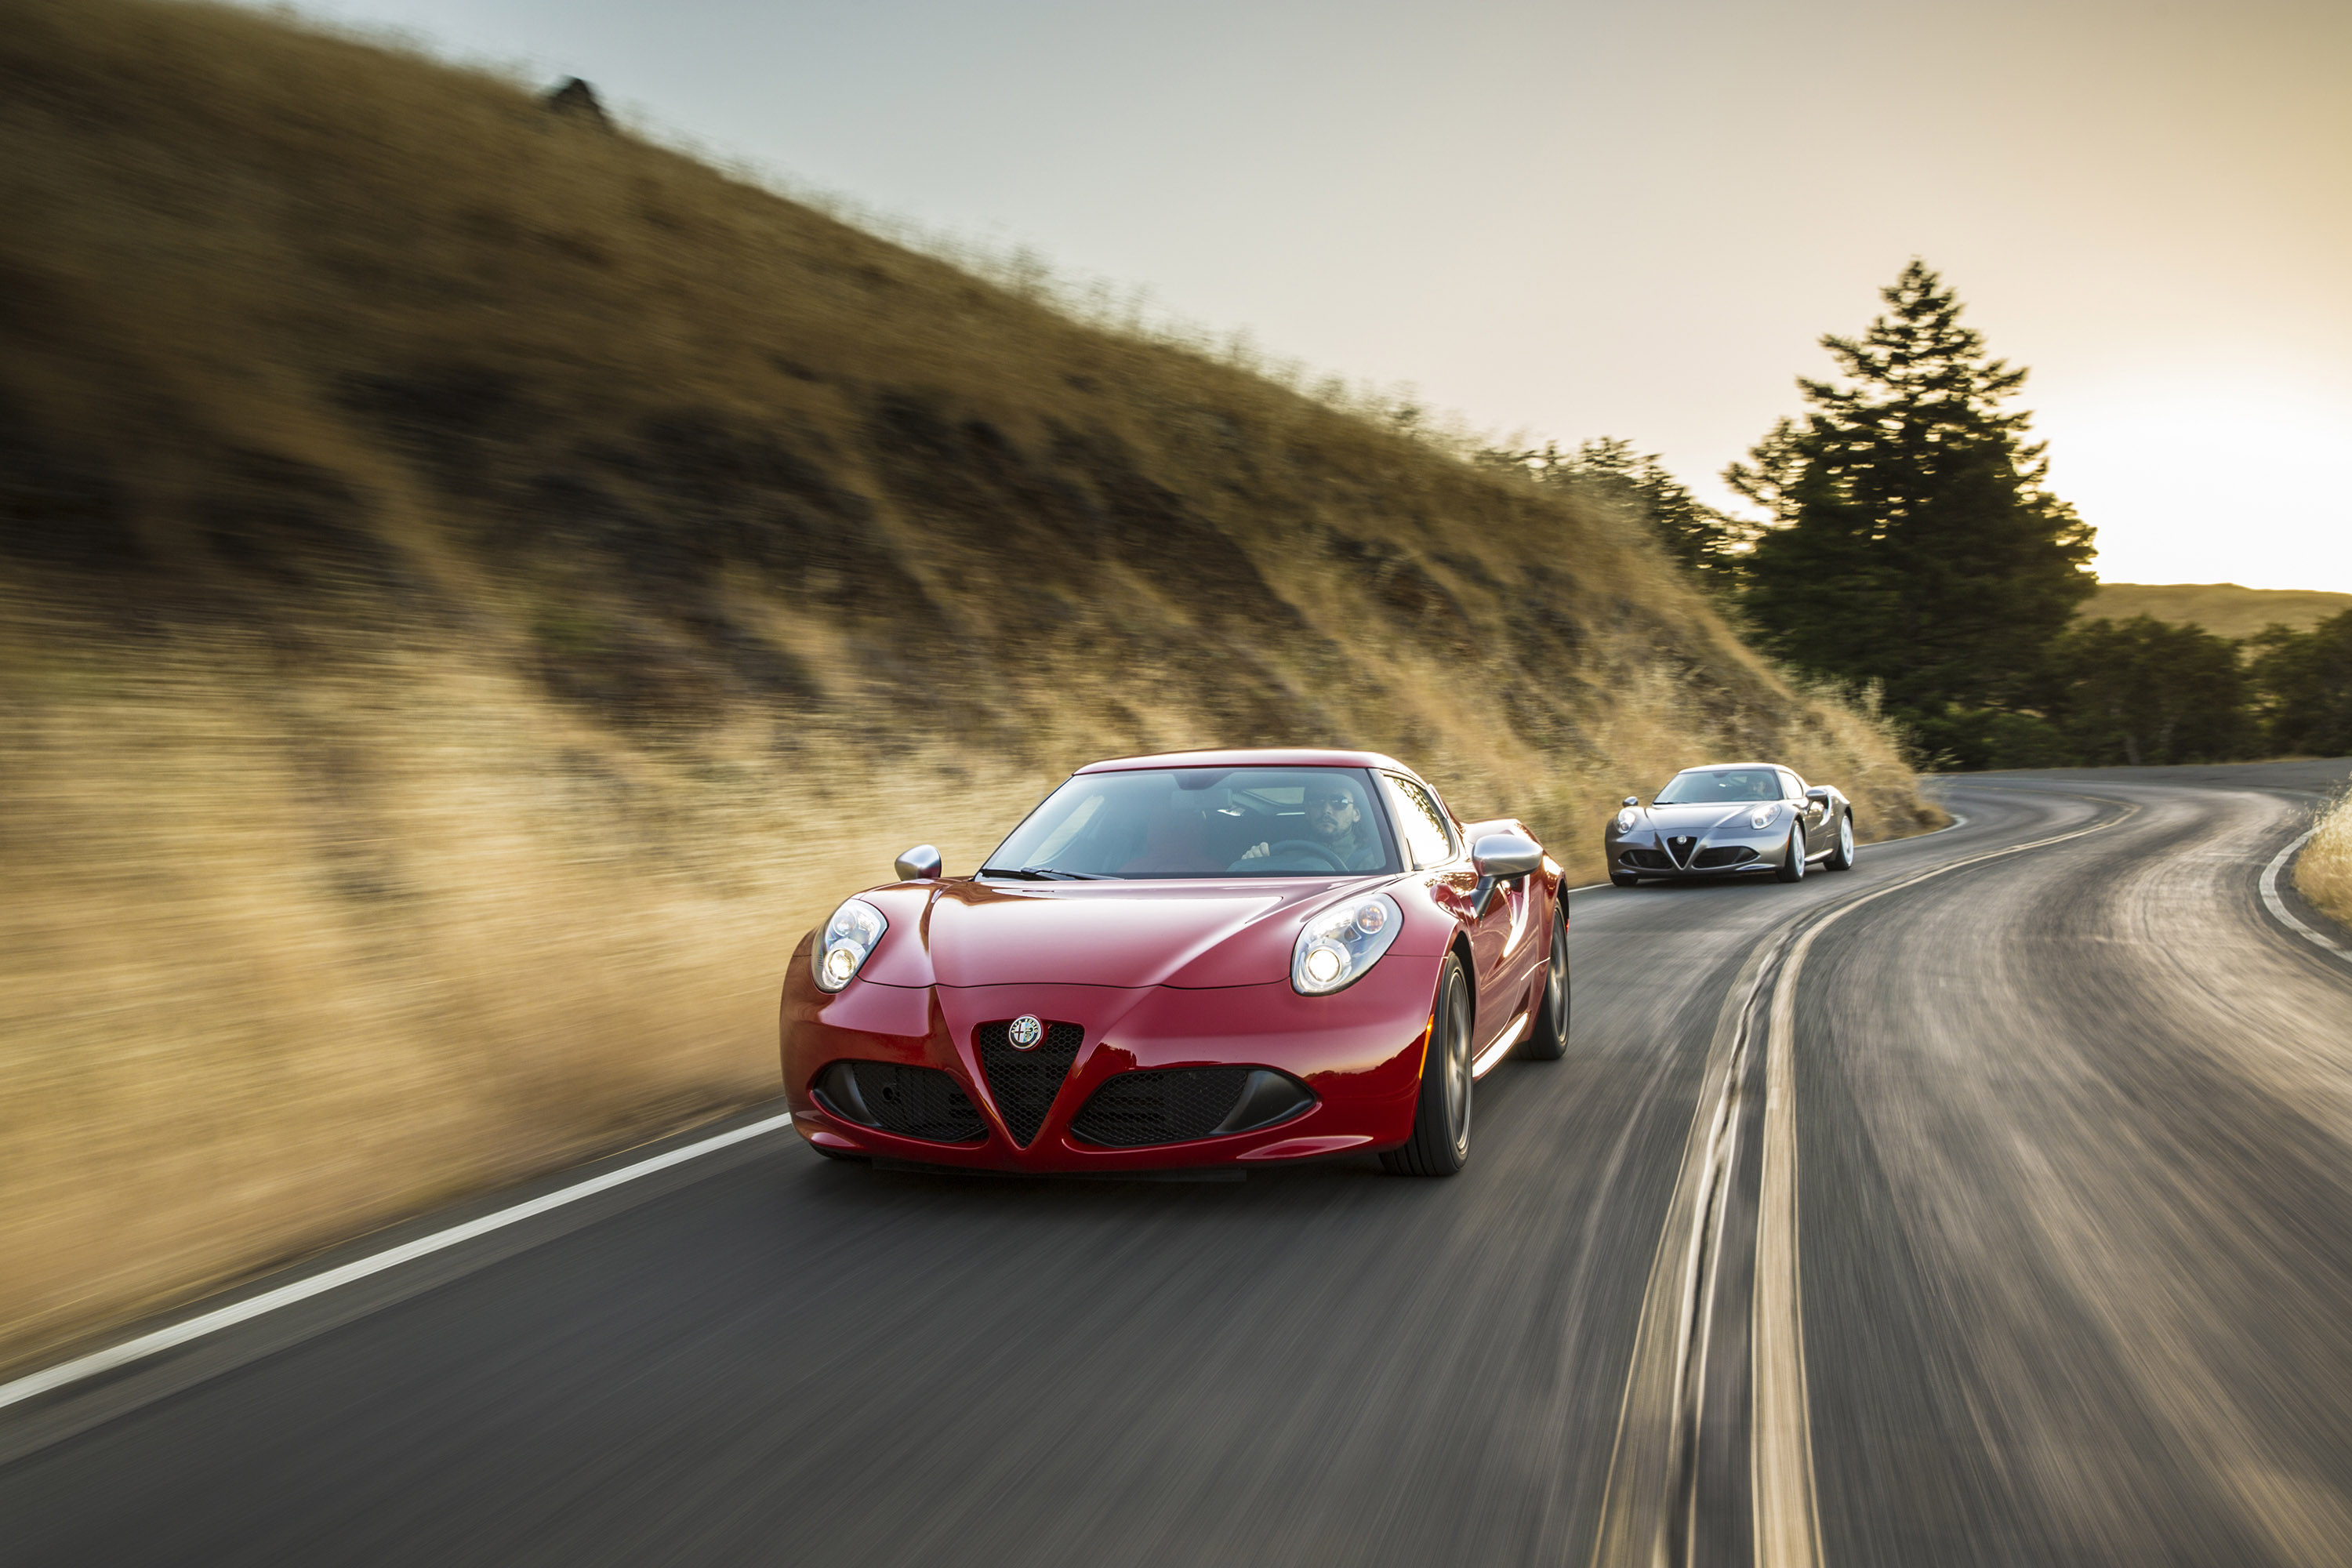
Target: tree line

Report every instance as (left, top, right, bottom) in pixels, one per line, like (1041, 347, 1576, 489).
(1486, 262, 2352, 770)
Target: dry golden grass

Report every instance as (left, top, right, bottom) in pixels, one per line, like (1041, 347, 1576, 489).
(2082, 583, 2352, 641)
(2296, 793, 2352, 931)
(0, 0, 1938, 1370)
(0, 610, 1058, 1370)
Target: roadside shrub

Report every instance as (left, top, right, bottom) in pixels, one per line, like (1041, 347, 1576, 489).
(2298, 790, 2352, 931)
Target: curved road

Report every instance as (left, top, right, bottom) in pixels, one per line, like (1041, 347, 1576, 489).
(3, 763, 2349, 1566)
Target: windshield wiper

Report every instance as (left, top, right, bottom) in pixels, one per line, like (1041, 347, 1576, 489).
(978, 865, 1112, 881)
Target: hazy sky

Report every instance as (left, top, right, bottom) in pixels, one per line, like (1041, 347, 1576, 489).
(292, 0, 2352, 592)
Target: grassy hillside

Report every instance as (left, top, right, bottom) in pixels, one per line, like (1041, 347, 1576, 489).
(0, 0, 1931, 1370)
(2083, 583, 2352, 641)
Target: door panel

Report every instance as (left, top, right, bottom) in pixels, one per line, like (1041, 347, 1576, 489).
(1469, 873, 1539, 1049)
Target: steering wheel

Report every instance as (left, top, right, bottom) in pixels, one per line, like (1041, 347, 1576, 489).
(1256, 838, 1350, 871)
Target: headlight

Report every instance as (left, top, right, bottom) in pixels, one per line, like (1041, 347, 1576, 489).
(1749, 805, 1779, 830)
(1292, 891, 1404, 996)
(812, 898, 887, 993)
(1616, 808, 1639, 831)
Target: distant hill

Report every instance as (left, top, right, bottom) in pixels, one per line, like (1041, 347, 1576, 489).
(0, 0, 1928, 1370)
(2083, 583, 2352, 641)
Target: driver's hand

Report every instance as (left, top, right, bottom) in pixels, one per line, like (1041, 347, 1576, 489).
(1241, 842, 1270, 859)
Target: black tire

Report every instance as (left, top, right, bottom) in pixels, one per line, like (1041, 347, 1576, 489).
(1520, 901, 1570, 1061)
(1775, 822, 1807, 883)
(1610, 870, 1641, 888)
(1382, 955, 1473, 1176)
(1826, 810, 1857, 871)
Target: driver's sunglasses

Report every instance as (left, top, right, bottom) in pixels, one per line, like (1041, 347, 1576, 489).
(1306, 795, 1352, 811)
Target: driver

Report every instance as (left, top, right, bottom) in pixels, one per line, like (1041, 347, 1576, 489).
(1239, 779, 1383, 870)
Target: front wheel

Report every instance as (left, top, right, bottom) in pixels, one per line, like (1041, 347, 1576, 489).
(1775, 823, 1807, 883)
(1382, 955, 1473, 1176)
(1826, 810, 1856, 871)
(1520, 902, 1570, 1061)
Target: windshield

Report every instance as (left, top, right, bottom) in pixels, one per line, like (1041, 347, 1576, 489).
(1653, 768, 1783, 805)
(982, 768, 1401, 879)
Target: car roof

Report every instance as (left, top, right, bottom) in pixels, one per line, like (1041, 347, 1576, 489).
(1673, 761, 1787, 772)
(1075, 747, 1414, 776)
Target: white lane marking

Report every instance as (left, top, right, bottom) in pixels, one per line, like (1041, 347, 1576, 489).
(2259, 830, 2352, 964)
(1750, 795, 2138, 1568)
(0, 1112, 798, 1414)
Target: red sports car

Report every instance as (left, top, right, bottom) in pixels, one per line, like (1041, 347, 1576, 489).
(779, 748, 1569, 1177)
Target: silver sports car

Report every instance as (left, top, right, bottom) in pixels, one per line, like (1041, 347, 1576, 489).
(1604, 762, 1855, 887)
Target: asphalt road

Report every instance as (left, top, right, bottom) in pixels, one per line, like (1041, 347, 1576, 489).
(3, 762, 2349, 1567)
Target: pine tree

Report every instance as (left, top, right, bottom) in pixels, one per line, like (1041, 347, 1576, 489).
(1727, 261, 2095, 722)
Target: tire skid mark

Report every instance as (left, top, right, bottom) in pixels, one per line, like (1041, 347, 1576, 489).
(1592, 930, 1787, 1568)
(1592, 791, 2136, 1568)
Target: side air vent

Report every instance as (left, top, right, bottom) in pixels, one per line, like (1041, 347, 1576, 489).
(1693, 845, 1759, 868)
(1069, 1067, 1314, 1148)
(812, 1061, 985, 1143)
(975, 1020, 1085, 1145)
(1621, 848, 1672, 870)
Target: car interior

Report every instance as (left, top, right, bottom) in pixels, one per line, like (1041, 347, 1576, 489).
(1653, 768, 1784, 805)
(991, 768, 1402, 877)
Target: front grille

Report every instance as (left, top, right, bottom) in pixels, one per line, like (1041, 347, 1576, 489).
(1069, 1067, 1257, 1147)
(1666, 835, 1699, 866)
(845, 1062, 985, 1142)
(1693, 845, 1759, 868)
(1621, 848, 1672, 870)
(975, 1019, 1085, 1145)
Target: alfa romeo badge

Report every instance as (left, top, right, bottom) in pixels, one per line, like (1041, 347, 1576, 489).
(1007, 1014, 1044, 1050)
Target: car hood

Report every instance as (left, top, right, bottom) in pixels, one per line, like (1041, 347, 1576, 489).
(1632, 804, 1773, 835)
(858, 877, 1391, 989)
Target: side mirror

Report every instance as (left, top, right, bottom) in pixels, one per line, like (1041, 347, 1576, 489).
(1805, 787, 1831, 804)
(1472, 833, 1542, 880)
(1621, 795, 1640, 808)
(1469, 833, 1542, 917)
(894, 844, 942, 881)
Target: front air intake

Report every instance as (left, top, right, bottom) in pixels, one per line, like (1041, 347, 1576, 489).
(975, 1019, 1084, 1145)
(812, 1061, 985, 1143)
(1069, 1067, 1313, 1148)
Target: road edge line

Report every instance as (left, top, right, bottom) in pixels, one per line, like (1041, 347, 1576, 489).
(0, 1111, 800, 1414)
(2258, 830, 2352, 964)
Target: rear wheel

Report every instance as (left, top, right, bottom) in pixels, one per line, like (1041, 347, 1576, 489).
(1520, 902, 1570, 1061)
(1827, 810, 1857, 871)
(1382, 956, 1473, 1176)
(1775, 823, 1807, 883)
(1610, 870, 1640, 888)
